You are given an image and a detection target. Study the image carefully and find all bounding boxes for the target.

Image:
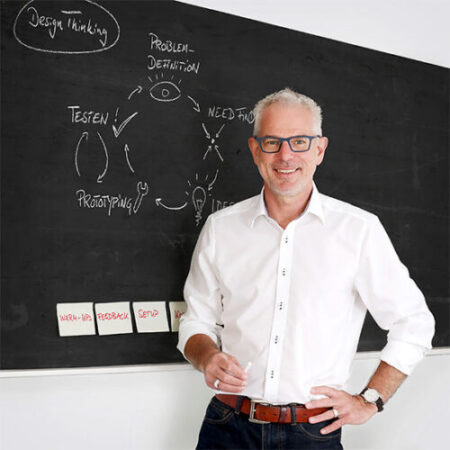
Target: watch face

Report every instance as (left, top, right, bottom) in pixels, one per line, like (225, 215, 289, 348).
(364, 388, 380, 402)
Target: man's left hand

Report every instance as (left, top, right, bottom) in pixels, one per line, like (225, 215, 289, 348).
(305, 386, 378, 435)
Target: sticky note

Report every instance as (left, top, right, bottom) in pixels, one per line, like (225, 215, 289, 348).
(95, 302, 133, 335)
(169, 301, 187, 332)
(132, 301, 169, 333)
(56, 302, 96, 337)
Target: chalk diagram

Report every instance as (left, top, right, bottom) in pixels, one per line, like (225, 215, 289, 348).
(72, 61, 203, 178)
(67, 25, 250, 224)
(110, 29, 250, 222)
(12, 0, 254, 223)
(72, 107, 140, 183)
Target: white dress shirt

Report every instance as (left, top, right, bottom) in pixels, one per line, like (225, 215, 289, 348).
(178, 183, 435, 404)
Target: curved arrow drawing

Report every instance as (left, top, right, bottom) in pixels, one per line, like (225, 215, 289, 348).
(155, 198, 188, 210)
(187, 96, 201, 112)
(208, 169, 219, 191)
(128, 85, 143, 100)
(124, 144, 135, 173)
(96, 131, 109, 183)
(74, 131, 88, 176)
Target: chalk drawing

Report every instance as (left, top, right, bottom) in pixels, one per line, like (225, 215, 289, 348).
(149, 79, 181, 102)
(155, 199, 188, 210)
(128, 85, 143, 100)
(207, 105, 255, 124)
(73, 130, 109, 183)
(124, 144, 135, 174)
(207, 169, 219, 191)
(74, 131, 88, 177)
(192, 186, 206, 226)
(133, 181, 149, 213)
(154, 170, 220, 225)
(75, 180, 149, 216)
(202, 123, 225, 162)
(187, 96, 201, 112)
(96, 131, 108, 183)
(147, 32, 200, 75)
(13, 0, 120, 54)
(68, 105, 109, 125)
(112, 111, 138, 138)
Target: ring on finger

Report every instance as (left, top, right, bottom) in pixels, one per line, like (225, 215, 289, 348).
(214, 379, 220, 389)
(332, 408, 339, 418)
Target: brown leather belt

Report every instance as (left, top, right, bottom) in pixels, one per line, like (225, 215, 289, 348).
(216, 394, 329, 424)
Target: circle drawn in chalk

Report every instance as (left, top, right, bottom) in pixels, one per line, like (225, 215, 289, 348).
(13, 0, 120, 54)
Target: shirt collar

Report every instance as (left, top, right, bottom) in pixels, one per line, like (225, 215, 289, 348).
(250, 182, 325, 227)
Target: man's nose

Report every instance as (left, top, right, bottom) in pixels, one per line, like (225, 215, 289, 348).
(278, 140, 293, 160)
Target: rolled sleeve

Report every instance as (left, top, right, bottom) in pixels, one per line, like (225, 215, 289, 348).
(380, 339, 430, 375)
(355, 216, 435, 375)
(177, 215, 223, 358)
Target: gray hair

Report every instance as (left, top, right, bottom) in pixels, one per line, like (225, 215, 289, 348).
(252, 88, 323, 136)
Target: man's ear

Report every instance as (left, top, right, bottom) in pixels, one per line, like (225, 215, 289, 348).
(316, 136, 328, 166)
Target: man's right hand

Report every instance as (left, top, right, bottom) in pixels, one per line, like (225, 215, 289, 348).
(203, 351, 248, 393)
(184, 334, 248, 393)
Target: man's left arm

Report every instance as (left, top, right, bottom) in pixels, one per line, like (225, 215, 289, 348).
(306, 215, 435, 434)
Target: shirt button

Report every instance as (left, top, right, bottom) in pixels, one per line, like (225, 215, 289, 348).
(284, 237, 288, 244)
(282, 268, 286, 276)
(274, 335, 279, 344)
(270, 370, 275, 379)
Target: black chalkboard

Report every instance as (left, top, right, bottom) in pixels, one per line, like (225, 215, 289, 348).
(1, 0, 448, 370)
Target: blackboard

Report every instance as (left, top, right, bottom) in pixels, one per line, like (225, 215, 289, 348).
(1, 0, 448, 370)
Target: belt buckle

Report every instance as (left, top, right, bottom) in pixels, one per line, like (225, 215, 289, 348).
(249, 400, 271, 424)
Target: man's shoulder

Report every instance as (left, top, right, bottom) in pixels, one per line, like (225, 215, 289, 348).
(319, 192, 378, 225)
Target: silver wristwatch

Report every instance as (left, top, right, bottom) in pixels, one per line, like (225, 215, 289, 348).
(360, 387, 384, 412)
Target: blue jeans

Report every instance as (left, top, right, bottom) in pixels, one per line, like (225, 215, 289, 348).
(197, 396, 343, 450)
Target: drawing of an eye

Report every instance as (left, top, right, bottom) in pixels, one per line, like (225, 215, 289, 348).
(149, 81, 181, 102)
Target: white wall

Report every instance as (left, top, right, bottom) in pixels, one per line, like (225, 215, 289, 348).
(1, 353, 449, 450)
(1, 1, 449, 449)
(182, 0, 450, 68)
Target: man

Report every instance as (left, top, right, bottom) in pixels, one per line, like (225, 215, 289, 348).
(178, 88, 435, 449)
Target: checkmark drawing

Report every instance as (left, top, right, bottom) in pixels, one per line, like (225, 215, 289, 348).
(112, 112, 139, 138)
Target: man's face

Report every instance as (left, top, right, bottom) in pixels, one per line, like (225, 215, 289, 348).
(248, 103, 328, 198)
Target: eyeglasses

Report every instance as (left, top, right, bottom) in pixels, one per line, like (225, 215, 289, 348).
(254, 135, 321, 153)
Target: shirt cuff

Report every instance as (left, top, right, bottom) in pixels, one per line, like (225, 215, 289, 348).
(380, 338, 430, 375)
(177, 322, 221, 360)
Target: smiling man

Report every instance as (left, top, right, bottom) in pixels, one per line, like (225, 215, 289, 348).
(178, 88, 434, 450)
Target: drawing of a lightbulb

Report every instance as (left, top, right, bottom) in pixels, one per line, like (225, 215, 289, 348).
(192, 186, 207, 226)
